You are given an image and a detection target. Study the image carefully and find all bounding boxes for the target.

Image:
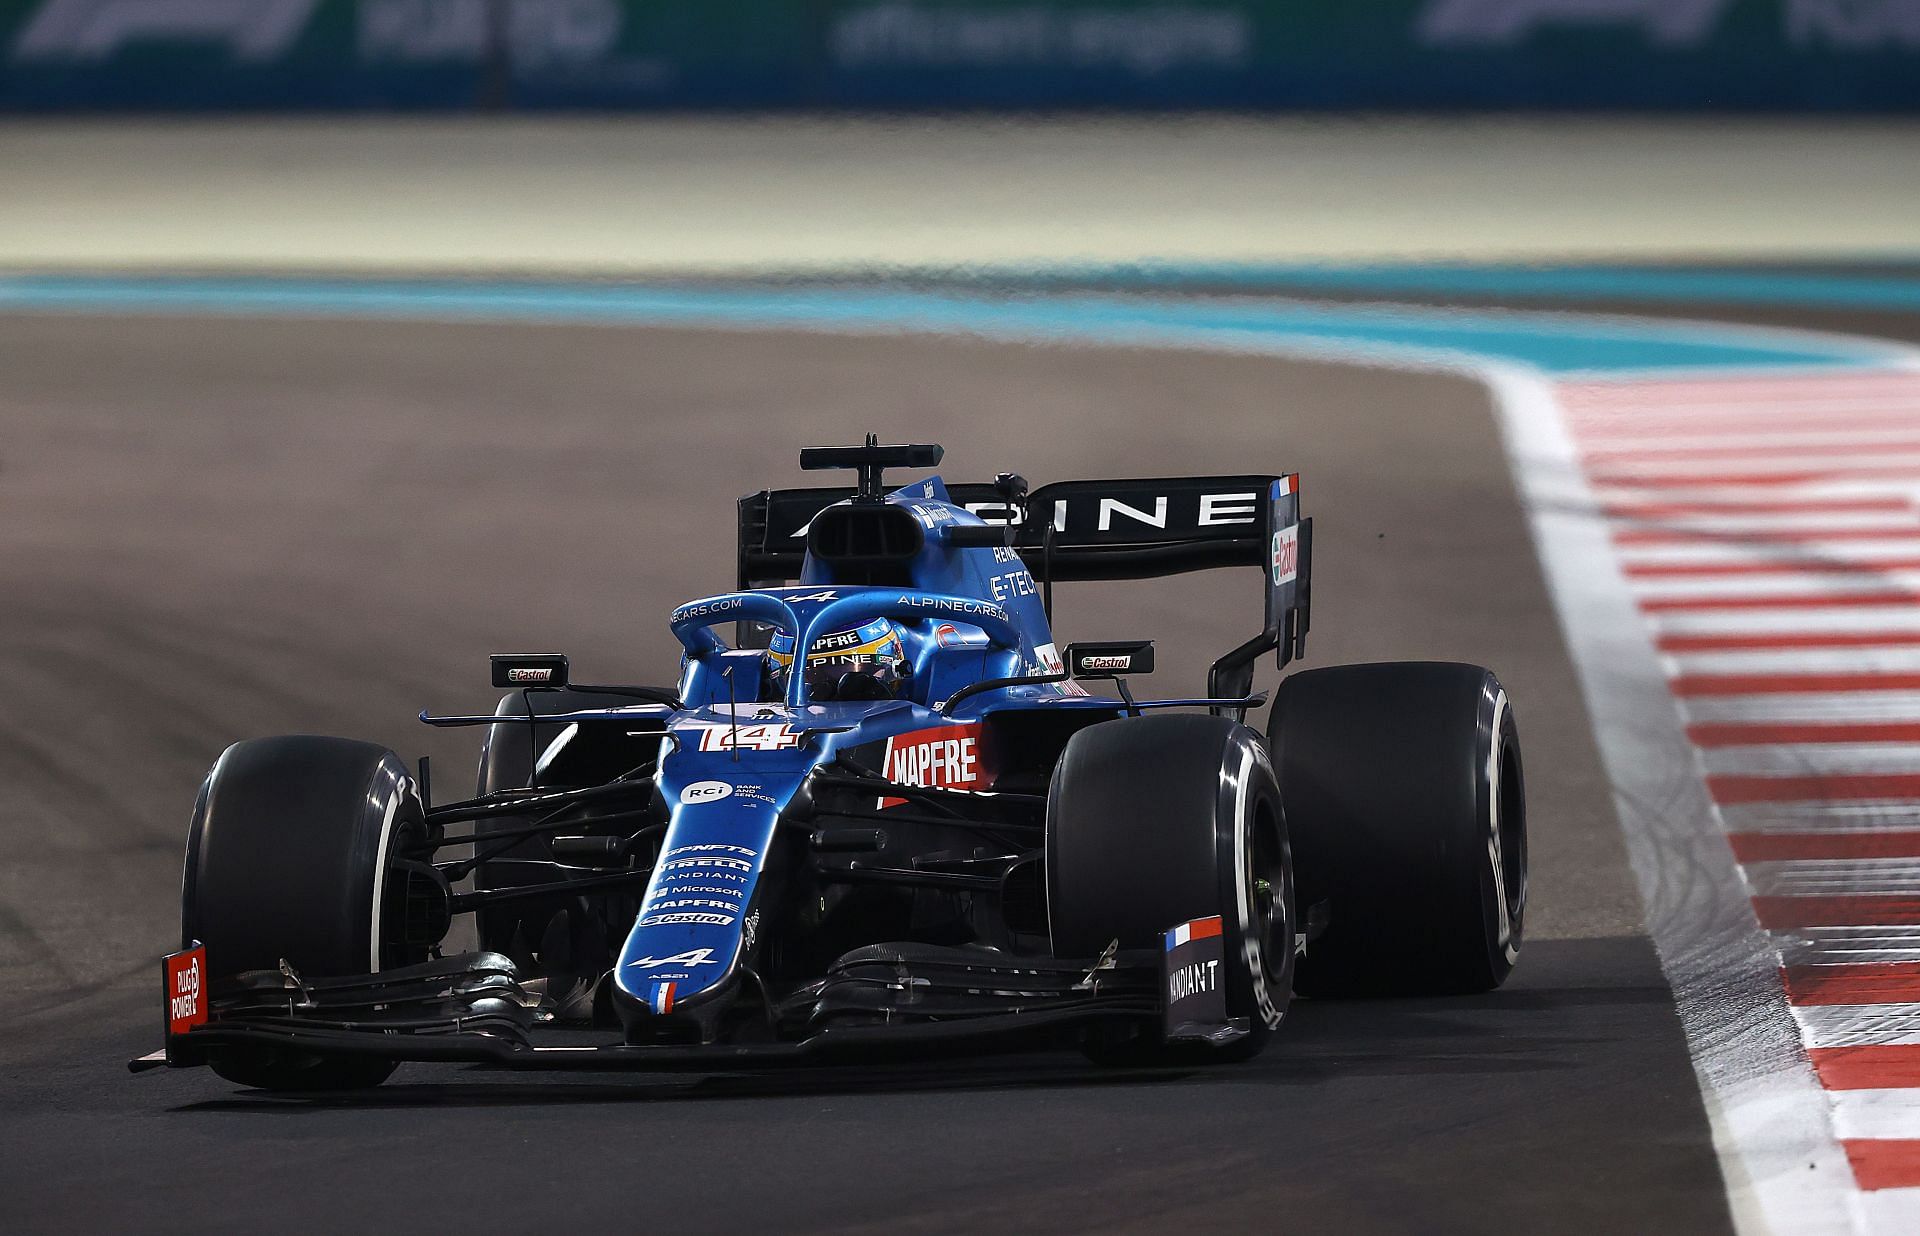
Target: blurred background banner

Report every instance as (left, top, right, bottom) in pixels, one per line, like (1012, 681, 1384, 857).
(2, 0, 1918, 111)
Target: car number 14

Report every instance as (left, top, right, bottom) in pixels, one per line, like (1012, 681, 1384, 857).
(699, 723, 803, 753)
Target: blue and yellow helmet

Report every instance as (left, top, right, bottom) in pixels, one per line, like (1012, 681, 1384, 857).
(768, 618, 908, 701)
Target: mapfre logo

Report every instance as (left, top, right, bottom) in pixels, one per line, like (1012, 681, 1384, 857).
(13, 0, 321, 62)
(880, 723, 986, 807)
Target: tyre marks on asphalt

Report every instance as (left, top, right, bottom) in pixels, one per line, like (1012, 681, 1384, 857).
(1555, 368, 1920, 1228)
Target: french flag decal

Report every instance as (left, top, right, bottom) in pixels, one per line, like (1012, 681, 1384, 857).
(1164, 915, 1224, 952)
(649, 982, 677, 1014)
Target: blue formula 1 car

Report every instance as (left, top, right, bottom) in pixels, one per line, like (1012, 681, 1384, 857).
(135, 440, 1527, 1090)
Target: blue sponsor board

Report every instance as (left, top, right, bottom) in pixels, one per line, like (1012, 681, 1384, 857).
(1, 0, 1918, 110)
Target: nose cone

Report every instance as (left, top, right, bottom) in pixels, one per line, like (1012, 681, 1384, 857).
(612, 757, 807, 1041)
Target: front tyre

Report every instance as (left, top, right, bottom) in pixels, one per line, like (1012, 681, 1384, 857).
(1047, 714, 1294, 1063)
(182, 736, 431, 1090)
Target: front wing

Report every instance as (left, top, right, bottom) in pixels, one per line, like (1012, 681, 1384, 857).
(133, 918, 1239, 1075)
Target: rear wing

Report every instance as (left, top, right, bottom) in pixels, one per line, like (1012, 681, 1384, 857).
(738, 474, 1312, 697)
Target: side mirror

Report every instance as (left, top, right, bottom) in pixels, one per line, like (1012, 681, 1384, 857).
(1065, 641, 1155, 680)
(491, 653, 569, 690)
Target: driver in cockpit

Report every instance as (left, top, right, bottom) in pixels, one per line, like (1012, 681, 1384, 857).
(764, 618, 910, 702)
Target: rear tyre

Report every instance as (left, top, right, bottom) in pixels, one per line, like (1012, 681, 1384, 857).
(183, 736, 430, 1090)
(1047, 714, 1294, 1064)
(1269, 662, 1526, 997)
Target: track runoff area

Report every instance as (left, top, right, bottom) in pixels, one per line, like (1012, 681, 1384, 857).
(9, 270, 1920, 1231)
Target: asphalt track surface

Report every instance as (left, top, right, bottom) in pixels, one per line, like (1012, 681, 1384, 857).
(0, 311, 1730, 1232)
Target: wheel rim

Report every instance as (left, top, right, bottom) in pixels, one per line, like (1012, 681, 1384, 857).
(1495, 735, 1527, 938)
(379, 811, 445, 969)
(1250, 815, 1293, 991)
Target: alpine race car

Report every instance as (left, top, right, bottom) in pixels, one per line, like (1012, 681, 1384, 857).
(134, 439, 1527, 1089)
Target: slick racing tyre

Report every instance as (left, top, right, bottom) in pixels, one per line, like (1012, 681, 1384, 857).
(1269, 662, 1527, 997)
(182, 736, 433, 1090)
(1047, 714, 1294, 1063)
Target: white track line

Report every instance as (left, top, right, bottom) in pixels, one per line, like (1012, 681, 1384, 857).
(1563, 382, 1920, 406)
(1595, 452, 1920, 478)
(1854, 1191, 1920, 1236)
(1587, 431, 1920, 454)
(1619, 518, 1920, 539)
(1655, 613, 1920, 638)
(1745, 861, 1920, 897)
(1633, 574, 1920, 601)
(1579, 401, 1920, 418)
(1701, 747, 1920, 777)
(1594, 483, 1912, 506)
(1683, 696, 1920, 724)
(1780, 929, 1920, 967)
(1721, 802, 1920, 833)
(1832, 1091, 1920, 1141)
(1672, 650, 1920, 676)
(1792, 1004, 1920, 1049)
(1623, 543, 1920, 568)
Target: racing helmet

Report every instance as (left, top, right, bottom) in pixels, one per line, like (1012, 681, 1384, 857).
(767, 618, 910, 702)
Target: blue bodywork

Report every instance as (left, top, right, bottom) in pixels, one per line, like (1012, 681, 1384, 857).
(143, 453, 1310, 1079)
(609, 477, 1097, 1027)
(419, 464, 1303, 1040)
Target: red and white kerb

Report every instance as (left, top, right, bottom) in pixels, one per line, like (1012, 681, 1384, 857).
(1562, 369, 1920, 1203)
